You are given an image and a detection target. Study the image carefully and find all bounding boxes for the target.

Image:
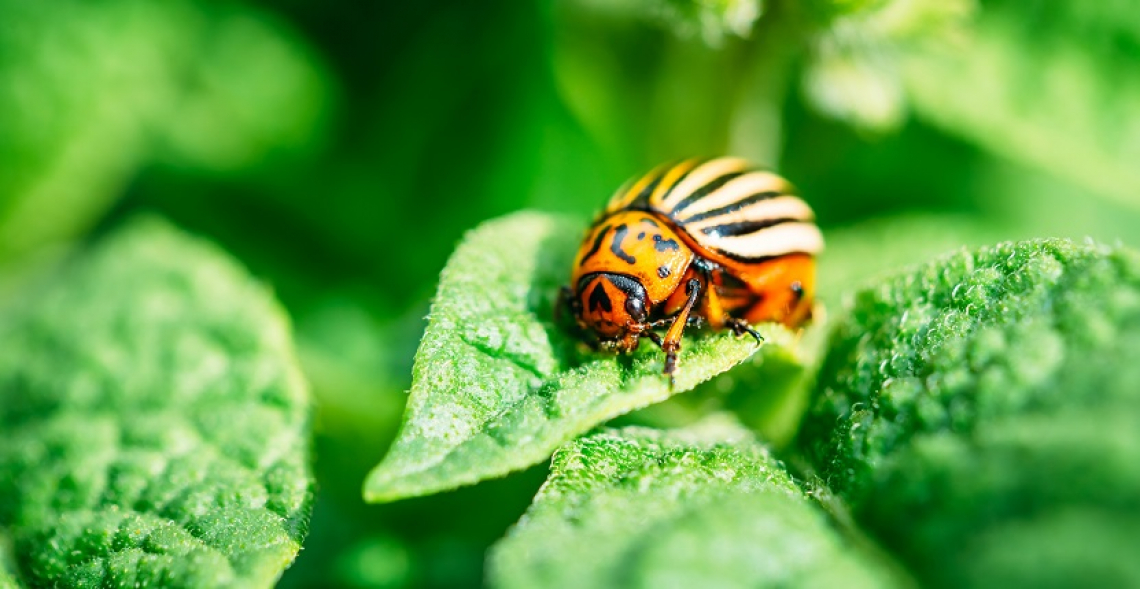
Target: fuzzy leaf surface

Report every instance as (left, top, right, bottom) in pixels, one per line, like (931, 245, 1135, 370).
(364, 211, 804, 502)
(800, 238, 1140, 586)
(490, 423, 899, 589)
(0, 218, 313, 587)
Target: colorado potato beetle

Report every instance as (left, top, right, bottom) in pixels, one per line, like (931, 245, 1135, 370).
(560, 157, 822, 379)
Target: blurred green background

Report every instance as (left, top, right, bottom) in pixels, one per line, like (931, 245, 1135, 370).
(2, 0, 1138, 587)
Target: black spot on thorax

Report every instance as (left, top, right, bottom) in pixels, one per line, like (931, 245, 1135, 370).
(588, 282, 613, 313)
(657, 266, 671, 278)
(580, 224, 610, 264)
(610, 224, 637, 264)
(652, 234, 680, 252)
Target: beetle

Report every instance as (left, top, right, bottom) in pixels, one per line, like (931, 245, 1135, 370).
(560, 157, 822, 379)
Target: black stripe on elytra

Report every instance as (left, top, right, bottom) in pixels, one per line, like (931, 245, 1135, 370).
(652, 234, 680, 252)
(653, 160, 704, 205)
(717, 250, 811, 264)
(680, 190, 784, 224)
(629, 166, 672, 209)
(610, 224, 636, 264)
(579, 224, 611, 264)
(668, 171, 746, 216)
(700, 217, 799, 239)
(588, 282, 613, 313)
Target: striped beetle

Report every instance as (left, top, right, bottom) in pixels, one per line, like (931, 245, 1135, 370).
(560, 157, 822, 379)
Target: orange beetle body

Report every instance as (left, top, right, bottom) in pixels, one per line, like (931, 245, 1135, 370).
(561, 157, 822, 378)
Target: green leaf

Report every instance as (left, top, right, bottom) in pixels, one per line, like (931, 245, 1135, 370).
(0, 218, 313, 587)
(150, 2, 331, 172)
(489, 421, 902, 589)
(0, 0, 329, 260)
(799, 238, 1140, 586)
(905, 3, 1140, 211)
(802, 0, 976, 132)
(364, 211, 803, 502)
(706, 318, 828, 448)
(815, 213, 1004, 306)
(712, 213, 1001, 447)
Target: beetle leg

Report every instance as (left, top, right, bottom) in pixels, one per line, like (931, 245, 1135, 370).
(660, 278, 702, 381)
(692, 264, 762, 344)
(785, 282, 814, 326)
(727, 317, 764, 345)
(701, 279, 729, 330)
(700, 267, 762, 343)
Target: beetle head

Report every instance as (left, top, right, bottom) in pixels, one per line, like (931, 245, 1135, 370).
(575, 272, 649, 351)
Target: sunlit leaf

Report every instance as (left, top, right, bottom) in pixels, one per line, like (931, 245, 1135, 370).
(490, 422, 902, 588)
(364, 212, 805, 503)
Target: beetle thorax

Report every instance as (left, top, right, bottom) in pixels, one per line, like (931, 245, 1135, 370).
(570, 211, 695, 347)
(571, 211, 694, 305)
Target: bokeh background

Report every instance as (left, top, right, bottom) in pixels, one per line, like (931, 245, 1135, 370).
(2, 0, 1138, 587)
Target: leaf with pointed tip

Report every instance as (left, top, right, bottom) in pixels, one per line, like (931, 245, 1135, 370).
(364, 211, 808, 503)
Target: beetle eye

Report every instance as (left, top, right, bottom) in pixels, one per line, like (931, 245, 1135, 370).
(624, 296, 646, 322)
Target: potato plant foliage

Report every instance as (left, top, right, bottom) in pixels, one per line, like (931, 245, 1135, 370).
(3, 0, 1139, 587)
(800, 238, 1140, 587)
(379, 211, 1140, 588)
(0, 220, 313, 588)
(4, 216, 1139, 587)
